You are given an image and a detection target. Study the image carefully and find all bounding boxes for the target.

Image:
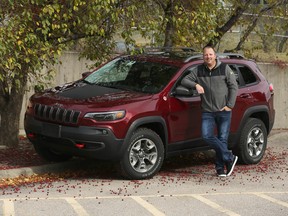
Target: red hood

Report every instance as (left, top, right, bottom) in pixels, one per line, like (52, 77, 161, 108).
(31, 82, 153, 108)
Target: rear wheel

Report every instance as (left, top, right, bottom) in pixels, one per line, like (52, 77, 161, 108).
(32, 142, 72, 162)
(119, 128, 164, 180)
(235, 118, 267, 164)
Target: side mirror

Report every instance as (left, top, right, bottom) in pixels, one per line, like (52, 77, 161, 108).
(176, 86, 190, 95)
(82, 71, 92, 78)
(172, 85, 199, 97)
(172, 86, 193, 96)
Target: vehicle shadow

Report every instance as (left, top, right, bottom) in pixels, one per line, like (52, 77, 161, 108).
(37, 151, 217, 181)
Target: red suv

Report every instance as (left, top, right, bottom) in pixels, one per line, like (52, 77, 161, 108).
(24, 49, 275, 179)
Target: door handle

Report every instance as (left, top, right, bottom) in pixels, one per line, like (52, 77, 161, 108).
(240, 93, 252, 98)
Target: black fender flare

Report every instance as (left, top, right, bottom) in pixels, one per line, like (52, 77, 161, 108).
(120, 116, 169, 157)
(231, 105, 269, 147)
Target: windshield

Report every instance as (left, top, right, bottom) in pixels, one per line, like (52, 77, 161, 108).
(84, 57, 179, 94)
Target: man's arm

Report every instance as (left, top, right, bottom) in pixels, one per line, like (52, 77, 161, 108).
(225, 65, 238, 109)
(181, 68, 205, 94)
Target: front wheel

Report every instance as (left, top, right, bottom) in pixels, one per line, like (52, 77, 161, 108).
(235, 118, 267, 164)
(119, 128, 164, 180)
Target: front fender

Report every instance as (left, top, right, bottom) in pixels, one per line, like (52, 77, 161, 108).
(120, 116, 169, 157)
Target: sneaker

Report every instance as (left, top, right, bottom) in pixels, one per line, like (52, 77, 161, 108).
(216, 168, 226, 177)
(226, 155, 238, 176)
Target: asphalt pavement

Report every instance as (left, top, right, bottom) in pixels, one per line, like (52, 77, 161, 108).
(0, 130, 287, 216)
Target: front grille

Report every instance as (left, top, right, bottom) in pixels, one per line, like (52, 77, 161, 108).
(34, 104, 80, 124)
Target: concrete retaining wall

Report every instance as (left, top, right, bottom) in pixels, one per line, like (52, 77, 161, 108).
(258, 63, 287, 129)
(19, 52, 288, 130)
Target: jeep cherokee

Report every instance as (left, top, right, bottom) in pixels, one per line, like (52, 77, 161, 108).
(24, 49, 275, 179)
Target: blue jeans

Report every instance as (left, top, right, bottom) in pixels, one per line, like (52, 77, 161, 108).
(202, 111, 233, 171)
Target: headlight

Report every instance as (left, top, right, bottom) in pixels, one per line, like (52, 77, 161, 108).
(27, 100, 33, 110)
(84, 110, 126, 121)
(25, 100, 34, 116)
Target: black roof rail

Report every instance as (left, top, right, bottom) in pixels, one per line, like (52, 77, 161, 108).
(217, 53, 245, 59)
(145, 51, 167, 55)
(143, 47, 197, 53)
(180, 47, 197, 52)
(184, 52, 245, 63)
(184, 54, 203, 62)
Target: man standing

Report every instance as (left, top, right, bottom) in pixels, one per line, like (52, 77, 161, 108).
(182, 46, 238, 177)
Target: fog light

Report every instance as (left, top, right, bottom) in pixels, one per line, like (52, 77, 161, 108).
(27, 133, 36, 139)
(75, 143, 85, 149)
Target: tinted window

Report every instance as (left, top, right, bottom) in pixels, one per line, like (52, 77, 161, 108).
(238, 65, 257, 85)
(85, 57, 179, 93)
(228, 64, 257, 86)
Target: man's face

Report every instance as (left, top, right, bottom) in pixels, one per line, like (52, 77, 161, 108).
(203, 47, 216, 67)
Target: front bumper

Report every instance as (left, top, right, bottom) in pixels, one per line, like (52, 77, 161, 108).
(24, 115, 124, 160)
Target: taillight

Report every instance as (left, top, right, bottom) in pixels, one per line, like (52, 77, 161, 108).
(269, 83, 274, 93)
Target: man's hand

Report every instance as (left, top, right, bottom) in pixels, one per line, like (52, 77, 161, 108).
(221, 106, 232, 111)
(195, 84, 205, 94)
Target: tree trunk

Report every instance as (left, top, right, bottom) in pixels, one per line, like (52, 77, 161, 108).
(164, 20, 174, 48)
(0, 82, 26, 147)
(163, 0, 175, 48)
(207, 0, 254, 47)
(225, 16, 259, 53)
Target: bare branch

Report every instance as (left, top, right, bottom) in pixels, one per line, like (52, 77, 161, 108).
(207, 0, 255, 47)
(225, 0, 288, 52)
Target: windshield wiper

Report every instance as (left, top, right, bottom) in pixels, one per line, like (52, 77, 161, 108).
(81, 79, 93, 85)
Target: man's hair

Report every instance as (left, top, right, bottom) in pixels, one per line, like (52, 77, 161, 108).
(203, 45, 216, 54)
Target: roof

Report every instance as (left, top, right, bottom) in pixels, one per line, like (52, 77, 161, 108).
(121, 47, 246, 66)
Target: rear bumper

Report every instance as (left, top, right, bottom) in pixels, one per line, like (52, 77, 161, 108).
(24, 115, 124, 160)
(268, 109, 275, 134)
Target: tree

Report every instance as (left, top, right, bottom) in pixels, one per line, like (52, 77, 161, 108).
(139, 0, 288, 53)
(117, 0, 220, 49)
(0, 0, 127, 147)
(222, 0, 288, 53)
(277, 30, 288, 52)
(124, 0, 268, 50)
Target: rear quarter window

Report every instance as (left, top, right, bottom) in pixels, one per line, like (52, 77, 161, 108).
(228, 64, 257, 87)
(238, 65, 257, 85)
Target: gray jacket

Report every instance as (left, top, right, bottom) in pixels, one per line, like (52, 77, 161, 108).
(181, 59, 238, 112)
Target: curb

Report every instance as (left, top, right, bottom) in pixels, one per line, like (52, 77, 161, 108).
(0, 160, 81, 179)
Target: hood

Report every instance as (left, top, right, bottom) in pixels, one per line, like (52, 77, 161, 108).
(32, 81, 152, 106)
(56, 82, 122, 99)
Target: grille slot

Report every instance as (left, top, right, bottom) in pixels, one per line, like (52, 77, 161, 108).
(34, 104, 80, 124)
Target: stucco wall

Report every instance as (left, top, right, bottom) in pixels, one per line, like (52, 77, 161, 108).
(19, 52, 288, 130)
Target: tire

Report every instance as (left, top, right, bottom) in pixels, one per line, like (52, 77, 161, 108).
(119, 128, 164, 180)
(235, 118, 267, 164)
(33, 142, 72, 162)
